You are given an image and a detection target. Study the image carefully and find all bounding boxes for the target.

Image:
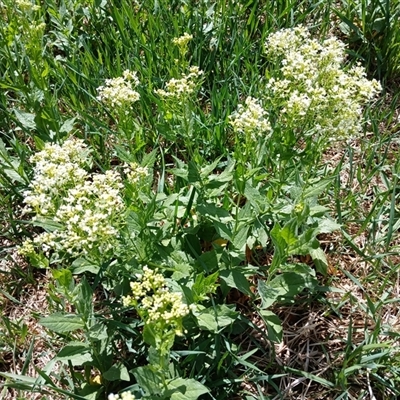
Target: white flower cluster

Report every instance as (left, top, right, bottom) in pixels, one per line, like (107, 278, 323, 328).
(172, 33, 193, 47)
(108, 391, 135, 400)
(20, 138, 125, 258)
(16, 0, 40, 12)
(265, 26, 382, 138)
(97, 70, 140, 108)
(156, 66, 204, 99)
(123, 162, 149, 185)
(45, 170, 124, 256)
(123, 266, 189, 334)
(229, 96, 271, 138)
(24, 138, 89, 216)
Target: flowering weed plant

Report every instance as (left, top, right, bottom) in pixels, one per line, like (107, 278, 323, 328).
(1, 1, 399, 399)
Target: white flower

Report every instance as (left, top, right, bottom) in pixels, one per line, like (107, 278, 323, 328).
(21, 138, 126, 258)
(97, 71, 140, 108)
(264, 26, 382, 139)
(156, 67, 203, 99)
(229, 96, 271, 138)
(173, 33, 193, 47)
(123, 266, 189, 332)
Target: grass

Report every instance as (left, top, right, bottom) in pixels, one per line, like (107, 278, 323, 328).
(1, 0, 400, 399)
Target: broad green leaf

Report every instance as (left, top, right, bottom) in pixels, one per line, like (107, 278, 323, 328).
(71, 258, 100, 275)
(142, 322, 157, 348)
(280, 223, 298, 247)
(14, 109, 36, 130)
(309, 247, 328, 276)
(197, 202, 231, 219)
(195, 304, 238, 332)
(195, 249, 219, 273)
(40, 313, 85, 333)
(168, 378, 209, 400)
(269, 223, 287, 271)
(213, 220, 233, 241)
(244, 181, 264, 212)
(220, 269, 252, 296)
(56, 343, 93, 366)
(195, 311, 218, 332)
(60, 117, 77, 133)
(317, 218, 341, 234)
(87, 323, 109, 341)
(269, 271, 317, 300)
(133, 366, 163, 395)
(191, 272, 219, 302)
(259, 310, 283, 342)
(303, 177, 334, 199)
(103, 363, 130, 382)
(232, 225, 249, 251)
(257, 279, 281, 309)
(200, 156, 222, 179)
(52, 268, 73, 290)
(73, 277, 93, 322)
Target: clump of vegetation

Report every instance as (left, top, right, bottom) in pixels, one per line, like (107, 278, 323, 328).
(1, 1, 400, 399)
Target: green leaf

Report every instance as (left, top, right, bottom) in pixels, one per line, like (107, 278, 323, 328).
(71, 258, 100, 275)
(56, 343, 93, 366)
(52, 268, 73, 290)
(60, 117, 77, 133)
(232, 225, 249, 251)
(200, 157, 222, 179)
(213, 220, 233, 241)
(220, 269, 252, 296)
(317, 218, 341, 234)
(257, 279, 281, 309)
(142, 322, 158, 349)
(73, 277, 93, 322)
(133, 366, 163, 395)
(103, 363, 130, 382)
(309, 247, 328, 276)
(32, 217, 64, 232)
(14, 109, 36, 130)
(195, 304, 238, 332)
(269, 271, 317, 301)
(270, 223, 288, 271)
(303, 177, 334, 199)
(195, 249, 219, 273)
(168, 378, 209, 400)
(259, 310, 283, 342)
(40, 313, 85, 333)
(191, 272, 219, 302)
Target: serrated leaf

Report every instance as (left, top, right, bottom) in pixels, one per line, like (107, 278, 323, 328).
(40, 313, 84, 333)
